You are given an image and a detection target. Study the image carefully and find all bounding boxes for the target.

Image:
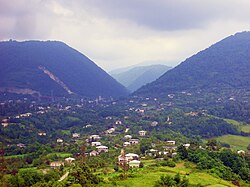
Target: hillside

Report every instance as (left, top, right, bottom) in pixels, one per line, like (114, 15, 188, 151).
(136, 32, 250, 96)
(110, 64, 171, 92)
(0, 40, 128, 98)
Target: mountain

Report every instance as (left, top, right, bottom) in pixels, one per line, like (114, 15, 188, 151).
(136, 32, 250, 96)
(110, 64, 171, 92)
(0, 40, 128, 98)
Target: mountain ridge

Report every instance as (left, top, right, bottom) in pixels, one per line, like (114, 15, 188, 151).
(135, 31, 250, 96)
(0, 40, 128, 98)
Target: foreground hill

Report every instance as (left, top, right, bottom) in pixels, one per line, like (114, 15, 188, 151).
(110, 64, 171, 92)
(0, 40, 128, 98)
(136, 32, 250, 97)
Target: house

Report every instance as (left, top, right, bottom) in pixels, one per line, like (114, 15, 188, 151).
(65, 157, 75, 164)
(115, 120, 122, 125)
(129, 139, 139, 145)
(38, 132, 46, 136)
(96, 145, 108, 153)
(123, 142, 131, 147)
(129, 160, 141, 168)
(138, 130, 146, 136)
(124, 135, 132, 139)
(57, 138, 63, 143)
(50, 161, 64, 168)
(89, 150, 99, 157)
(91, 142, 101, 146)
(146, 149, 158, 156)
(183, 144, 190, 149)
(89, 135, 101, 141)
(237, 150, 245, 155)
(163, 146, 177, 151)
(151, 121, 158, 127)
(20, 113, 32, 117)
(167, 141, 176, 145)
(106, 128, 115, 134)
(1, 123, 8, 127)
(16, 143, 26, 148)
(125, 153, 139, 161)
(72, 133, 80, 138)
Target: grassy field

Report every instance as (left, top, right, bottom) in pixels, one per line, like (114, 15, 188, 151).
(5, 153, 29, 159)
(241, 125, 250, 133)
(216, 135, 250, 150)
(97, 161, 235, 187)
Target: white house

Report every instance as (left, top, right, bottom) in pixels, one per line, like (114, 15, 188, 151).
(72, 133, 80, 138)
(106, 128, 115, 134)
(57, 138, 63, 143)
(183, 144, 190, 149)
(129, 160, 141, 168)
(125, 153, 139, 161)
(237, 150, 245, 155)
(167, 141, 176, 145)
(89, 150, 99, 157)
(115, 120, 122, 125)
(96, 145, 108, 153)
(124, 135, 132, 139)
(91, 142, 101, 146)
(50, 161, 64, 168)
(65, 157, 75, 164)
(129, 139, 139, 145)
(123, 142, 131, 147)
(90, 135, 101, 141)
(38, 132, 46, 136)
(151, 121, 158, 127)
(138, 130, 146, 136)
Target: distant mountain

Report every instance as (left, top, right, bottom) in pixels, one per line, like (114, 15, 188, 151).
(0, 40, 128, 98)
(110, 65, 171, 92)
(136, 32, 250, 96)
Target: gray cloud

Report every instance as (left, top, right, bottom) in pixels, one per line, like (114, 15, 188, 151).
(77, 0, 250, 31)
(1, 0, 250, 70)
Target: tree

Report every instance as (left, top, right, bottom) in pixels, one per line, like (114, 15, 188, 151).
(177, 145, 188, 159)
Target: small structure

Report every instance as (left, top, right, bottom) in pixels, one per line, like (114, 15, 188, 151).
(50, 161, 64, 168)
(115, 120, 122, 125)
(167, 140, 176, 145)
(123, 142, 131, 147)
(16, 143, 26, 148)
(57, 138, 63, 143)
(138, 130, 146, 136)
(129, 160, 141, 168)
(125, 153, 139, 161)
(38, 132, 46, 136)
(1, 123, 8, 127)
(91, 142, 101, 147)
(72, 133, 80, 138)
(129, 139, 139, 145)
(151, 121, 158, 127)
(89, 150, 99, 157)
(106, 128, 115, 134)
(183, 144, 190, 149)
(96, 145, 108, 153)
(237, 150, 245, 155)
(90, 135, 101, 141)
(124, 135, 132, 139)
(65, 157, 75, 164)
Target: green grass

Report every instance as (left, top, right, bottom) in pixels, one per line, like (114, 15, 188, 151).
(97, 161, 235, 187)
(241, 125, 250, 133)
(216, 135, 250, 150)
(5, 154, 29, 159)
(46, 152, 72, 158)
(223, 118, 241, 127)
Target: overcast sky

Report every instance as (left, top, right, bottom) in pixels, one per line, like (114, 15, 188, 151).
(1, 0, 250, 71)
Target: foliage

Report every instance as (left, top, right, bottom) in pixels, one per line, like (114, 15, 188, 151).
(154, 173, 189, 187)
